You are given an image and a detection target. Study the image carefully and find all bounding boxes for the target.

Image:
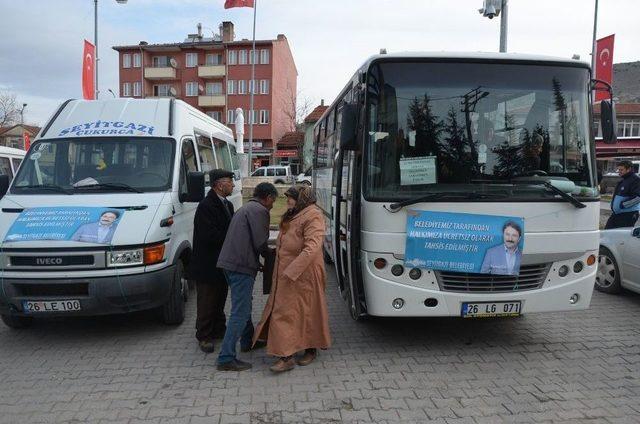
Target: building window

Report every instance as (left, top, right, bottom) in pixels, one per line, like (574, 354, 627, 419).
(249, 79, 258, 94)
(616, 119, 640, 138)
(227, 80, 236, 95)
(251, 110, 259, 124)
(228, 50, 237, 65)
(186, 82, 198, 97)
(206, 82, 223, 95)
(238, 50, 247, 65)
(122, 82, 131, 96)
(152, 56, 170, 67)
(207, 111, 222, 122)
(133, 53, 141, 68)
(238, 80, 247, 95)
(186, 53, 198, 68)
(133, 82, 142, 97)
(260, 110, 270, 124)
(153, 84, 171, 97)
(227, 109, 235, 124)
(249, 49, 257, 65)
(206, 53, 223, 65)
(260, 79, 269, 94)
(123, 54, 131, 68)
(260, 49, 269, 64)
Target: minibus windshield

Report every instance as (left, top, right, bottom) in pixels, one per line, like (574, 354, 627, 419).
(364, 61, 597, 201)
(11, 137, 175, 194)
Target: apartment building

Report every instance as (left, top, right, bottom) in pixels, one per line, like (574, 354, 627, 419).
(113, 22, 297, 169)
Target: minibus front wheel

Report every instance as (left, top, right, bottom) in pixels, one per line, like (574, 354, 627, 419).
(1, 314, 33, 329)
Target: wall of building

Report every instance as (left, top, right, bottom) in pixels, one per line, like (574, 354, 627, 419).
(271, 36, 298, 155)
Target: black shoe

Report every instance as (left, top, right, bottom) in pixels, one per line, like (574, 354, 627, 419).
(198, 340, 215, 353)
(216, 359, 252, 371)
(241, 340, 266, 353)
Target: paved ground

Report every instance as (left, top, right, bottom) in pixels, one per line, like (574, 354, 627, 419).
(1, 268, 640, 424)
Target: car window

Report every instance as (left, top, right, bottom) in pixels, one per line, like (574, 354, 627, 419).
(275, 168, 286, 176)
(0, 157, 12, 178)
(212, 138, 233, 171)
(251, 168, 264, 176)
(266, 168, 276, 176)
(195, 134, 215, 184)
(182, 139, 198, 173)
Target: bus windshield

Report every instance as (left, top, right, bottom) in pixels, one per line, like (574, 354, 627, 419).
(364, 61, 596, 201)
(12, 137, 175, 194)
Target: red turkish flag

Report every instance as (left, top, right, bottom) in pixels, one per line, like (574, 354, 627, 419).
(23, 131, 30, 151)
(595, 34, 615, 102)
(224, 0, 254, 9)
(82, 40, 96, 100)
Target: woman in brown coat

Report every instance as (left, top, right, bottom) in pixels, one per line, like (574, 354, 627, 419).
(253, 185, 331, 373)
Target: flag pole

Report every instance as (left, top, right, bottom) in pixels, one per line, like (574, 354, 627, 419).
(248, 0, 257, 172)
(591, 0, 598, 101)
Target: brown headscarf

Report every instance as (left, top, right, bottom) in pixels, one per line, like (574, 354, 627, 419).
(280, 185, 317, 231)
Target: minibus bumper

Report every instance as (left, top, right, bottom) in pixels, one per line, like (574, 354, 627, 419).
(0, 265, 175, 317)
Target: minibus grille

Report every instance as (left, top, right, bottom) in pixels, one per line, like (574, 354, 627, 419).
(436, 264, 550, 292)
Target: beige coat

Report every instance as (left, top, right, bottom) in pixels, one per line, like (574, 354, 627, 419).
(253, 205, 331, 357)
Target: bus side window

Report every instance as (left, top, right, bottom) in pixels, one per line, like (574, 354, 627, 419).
(195, 133, 215, 184)
(180, 138, 198, 193)
(213, 138, 233, 172)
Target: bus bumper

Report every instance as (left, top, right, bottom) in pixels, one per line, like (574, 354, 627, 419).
(361, 263, 596, 317)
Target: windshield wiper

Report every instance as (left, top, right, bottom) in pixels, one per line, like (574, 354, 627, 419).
(480, 179, 587, 209)
(14, 184, 72, 195)
(386, 191, 509, 213)
(73, 183, 142, 193)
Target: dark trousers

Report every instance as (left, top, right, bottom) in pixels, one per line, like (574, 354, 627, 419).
(605, 211, 639, 229)
(195, 280, 228, 342)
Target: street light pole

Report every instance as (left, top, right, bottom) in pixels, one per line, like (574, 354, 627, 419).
(20, 104, 27, 125)
(499, 0, 508, 53)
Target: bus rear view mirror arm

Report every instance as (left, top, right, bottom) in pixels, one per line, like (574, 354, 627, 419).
(180, 171, 204, 203)
(340, 103, 358, 151)
(0, 175, 8, 198)
(591, 78, 617, 145)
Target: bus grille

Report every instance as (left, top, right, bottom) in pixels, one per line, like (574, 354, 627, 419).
(436, 264, 550, 293)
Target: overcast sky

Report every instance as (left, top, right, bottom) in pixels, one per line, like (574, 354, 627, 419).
(0, 0, 638, 126)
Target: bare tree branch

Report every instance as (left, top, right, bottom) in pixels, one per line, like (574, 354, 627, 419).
(279, 87, 315, 132)
(0, 90, 19, 128)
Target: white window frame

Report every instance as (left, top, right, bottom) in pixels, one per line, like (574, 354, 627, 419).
(133, 82, 141, 97)
(238, 50, 247, 65)
(249, 79, 258, 95)
(227, 80, 236, 95)
(122, 82, 131, 96)
(227, 50, 237, 65)
(186, 53, 198, 68)
(238, 80, 247, 95)
(123, 54, 131, 68)
(251, 110, 259, 125)
(205, 82, 222, 96)
(133, 53, 141, 68)
(260, 49, 269, 65)
(260, 79, 269, 95)
(227, 109, 235, 124)
(206, 53, 222, 65)
(154, 84, 171, 97)
(260, 110, 269, 125)
(207, 111, 222, 122)
(249, 49, 257, 65)
(185, 82, 198, 97)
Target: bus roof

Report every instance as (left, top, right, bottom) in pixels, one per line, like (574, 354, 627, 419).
(359, 51, 591, 70)
(38, 98, 233, 141)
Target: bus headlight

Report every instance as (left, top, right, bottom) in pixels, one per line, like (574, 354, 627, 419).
(409, 268, 422, 280)
(558, 265, 569, 277)
(391, 264, 404, 276)
(573, 261, 584, 273)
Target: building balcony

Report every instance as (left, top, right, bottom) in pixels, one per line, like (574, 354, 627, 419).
(198, 65, 226, 79)
(198, 95, 226, 107)
(144, 67, 176, 80)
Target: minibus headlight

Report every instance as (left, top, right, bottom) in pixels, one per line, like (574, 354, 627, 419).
(107, 249, 143, 267)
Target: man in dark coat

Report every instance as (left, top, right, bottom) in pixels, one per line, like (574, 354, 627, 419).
(606, 160, 640, 229)
(190, 169, 235, 353)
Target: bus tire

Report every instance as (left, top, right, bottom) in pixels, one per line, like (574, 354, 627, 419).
(1, 314, 33, 329)
(160, 261, 186, 325)
(596, 247, 622, 294)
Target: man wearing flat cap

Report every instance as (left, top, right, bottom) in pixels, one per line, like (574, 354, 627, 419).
(190, 169, 236, 353)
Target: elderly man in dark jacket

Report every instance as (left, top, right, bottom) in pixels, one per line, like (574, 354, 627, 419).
(216, 182, 278, 371)
(190, 169, 235, 353)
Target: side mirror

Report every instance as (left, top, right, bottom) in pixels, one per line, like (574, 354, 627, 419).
(339, 103, 358, 151)
(600, 99, 617, 144)
(180, 171, 204, 203)
(633, 227, 640, 238)
(0, 175, 9, 198)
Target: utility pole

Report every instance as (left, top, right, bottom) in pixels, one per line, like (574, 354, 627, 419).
(499, 0, 508, 53)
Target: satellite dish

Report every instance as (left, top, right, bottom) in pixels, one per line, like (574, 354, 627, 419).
(169, 87, 177, 96)
(169, 58, 178, 68)
(198, 84, 204, 93)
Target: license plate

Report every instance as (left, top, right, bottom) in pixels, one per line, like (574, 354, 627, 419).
(22, 300, 81, 313)
(462, 301, 521, 318)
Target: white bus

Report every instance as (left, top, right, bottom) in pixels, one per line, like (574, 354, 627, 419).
(314, 52, 616, 320)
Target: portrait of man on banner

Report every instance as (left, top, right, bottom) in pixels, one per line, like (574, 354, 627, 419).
(480, 220, 523, 275)
(71, 209, 122, 244)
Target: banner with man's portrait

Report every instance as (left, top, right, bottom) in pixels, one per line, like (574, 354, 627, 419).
(404, 210, 525, 275)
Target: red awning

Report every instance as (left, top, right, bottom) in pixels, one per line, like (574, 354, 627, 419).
(274, 150, 298, 158)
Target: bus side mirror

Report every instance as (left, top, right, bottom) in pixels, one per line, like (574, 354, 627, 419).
(339, 103, 358, 151)
(180, 171, 204, 203)
(600, 99, 617, 145)
(0, 175, 9, 198)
